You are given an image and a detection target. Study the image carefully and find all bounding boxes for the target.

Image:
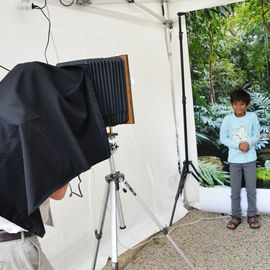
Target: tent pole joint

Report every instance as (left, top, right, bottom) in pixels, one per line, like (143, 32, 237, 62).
(164, 19, 174, 29)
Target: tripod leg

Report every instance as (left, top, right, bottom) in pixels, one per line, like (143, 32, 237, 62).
(116, 189, 126, 229)
(110, 180, 119, 270)
(92, 182, 110, 270)
(169, 163, 189, 226)
(123, 181, 195, 270)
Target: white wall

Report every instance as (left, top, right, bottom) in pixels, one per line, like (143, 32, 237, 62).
(0, 1, 199, 269)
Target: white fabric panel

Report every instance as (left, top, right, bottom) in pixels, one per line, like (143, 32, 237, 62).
(200, 187, 270, 215)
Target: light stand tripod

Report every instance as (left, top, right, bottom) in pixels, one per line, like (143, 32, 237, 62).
(169, 12, 202, 227)
(92, 133, 195, 270)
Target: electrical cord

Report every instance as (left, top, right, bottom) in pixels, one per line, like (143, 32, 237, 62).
(0, 65, 10, 72)
(260, 213, 270, 222)
(59, 0, 74, 7)
(118, 213, 270, 251)
(39, 8, 51, 64)
(32, 1, 51, 64)
(45, 5, 59, 63)
(69, 175, 83, 198)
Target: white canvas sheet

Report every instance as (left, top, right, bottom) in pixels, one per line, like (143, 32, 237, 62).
(200, 187, 270, 215)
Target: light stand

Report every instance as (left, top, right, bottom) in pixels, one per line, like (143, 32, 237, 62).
(92, 133, 196, 270)
(169, 12, 202, 227)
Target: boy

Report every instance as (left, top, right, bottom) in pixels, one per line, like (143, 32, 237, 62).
(220, 89, 261, 229)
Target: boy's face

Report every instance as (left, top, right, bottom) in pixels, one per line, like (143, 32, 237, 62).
(231, 100, 248, 117)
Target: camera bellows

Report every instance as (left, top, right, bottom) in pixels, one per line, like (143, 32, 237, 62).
(57, 55, 135, 127)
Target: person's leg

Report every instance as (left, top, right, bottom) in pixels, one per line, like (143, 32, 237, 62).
(243, 161, 257, 217)
(243, 161, 260, 228)
(0, 234, 54, 270)
(229, 163, 243, 218)
(27, 235, 54, 270)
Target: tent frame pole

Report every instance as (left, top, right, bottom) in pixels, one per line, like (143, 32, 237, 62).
(162, 0, 182, 177)
(169, 12, 202, 227)
(127, 0, 165, 22)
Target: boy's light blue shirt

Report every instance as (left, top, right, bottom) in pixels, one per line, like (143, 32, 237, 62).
(220, 111, 260, 163)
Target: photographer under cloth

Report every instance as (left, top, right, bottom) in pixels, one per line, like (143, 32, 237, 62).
(0, 62, 111, 237)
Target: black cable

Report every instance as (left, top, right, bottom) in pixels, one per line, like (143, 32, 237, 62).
(32, 2, 51, 64)
(0, 65, 10, 72)
(59, 0, 74, 7)
(39, 8, 51, 64)
(69, 175, 83, 198)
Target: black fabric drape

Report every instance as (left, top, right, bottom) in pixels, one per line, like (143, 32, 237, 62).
(0, 62, 111, 237)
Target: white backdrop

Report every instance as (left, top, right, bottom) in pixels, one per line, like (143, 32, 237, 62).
(0, 0, 243, 269)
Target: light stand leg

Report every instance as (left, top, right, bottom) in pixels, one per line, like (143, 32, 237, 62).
(123, 181, 196, 270)
(169, 161, 189, 226)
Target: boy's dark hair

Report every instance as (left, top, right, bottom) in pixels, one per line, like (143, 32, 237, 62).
(230, 89, 250, 105)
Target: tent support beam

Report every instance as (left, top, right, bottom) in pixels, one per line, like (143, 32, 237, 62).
(128, 0, 165, 22)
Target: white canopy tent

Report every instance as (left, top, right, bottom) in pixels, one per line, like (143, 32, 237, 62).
(0, 0, 244, 269)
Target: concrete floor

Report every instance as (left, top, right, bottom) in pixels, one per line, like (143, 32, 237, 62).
(106, 209, 270, 270)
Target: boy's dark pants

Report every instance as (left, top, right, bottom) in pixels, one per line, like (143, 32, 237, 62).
(229, 161, 257, 218)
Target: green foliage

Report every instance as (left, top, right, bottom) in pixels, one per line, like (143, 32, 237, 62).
(187, 0, 270, 103)
(198, 160, 230, 187)
(194, 99, 231, 140)
(257, 167, 270, 182)
(187, 0, 270, 157)
(249, 92, 270, 150)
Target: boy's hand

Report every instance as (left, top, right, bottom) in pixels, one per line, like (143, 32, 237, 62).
(239, 141, 249, 152)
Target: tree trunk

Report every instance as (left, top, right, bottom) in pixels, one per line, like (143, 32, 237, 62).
(209, 34, 216, 104)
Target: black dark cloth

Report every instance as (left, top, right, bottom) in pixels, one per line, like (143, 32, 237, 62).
(0, 62, 111, 237)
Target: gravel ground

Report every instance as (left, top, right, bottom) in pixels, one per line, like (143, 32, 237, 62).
(121, 209, 270, 270)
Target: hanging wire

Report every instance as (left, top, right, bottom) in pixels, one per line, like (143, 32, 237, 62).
(39, 9, 51, 64)
(0, 65, 10, 72)
(32, 1, 51, 64)
(59, 0, 74, 7)
(46, 5, 59, 63)
(69, 175, 83, 198)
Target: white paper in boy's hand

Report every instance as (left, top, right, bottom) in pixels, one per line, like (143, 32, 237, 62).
(265, 160, 270, 171)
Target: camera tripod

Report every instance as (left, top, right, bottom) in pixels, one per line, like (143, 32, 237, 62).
(91, 133, 195, 270)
